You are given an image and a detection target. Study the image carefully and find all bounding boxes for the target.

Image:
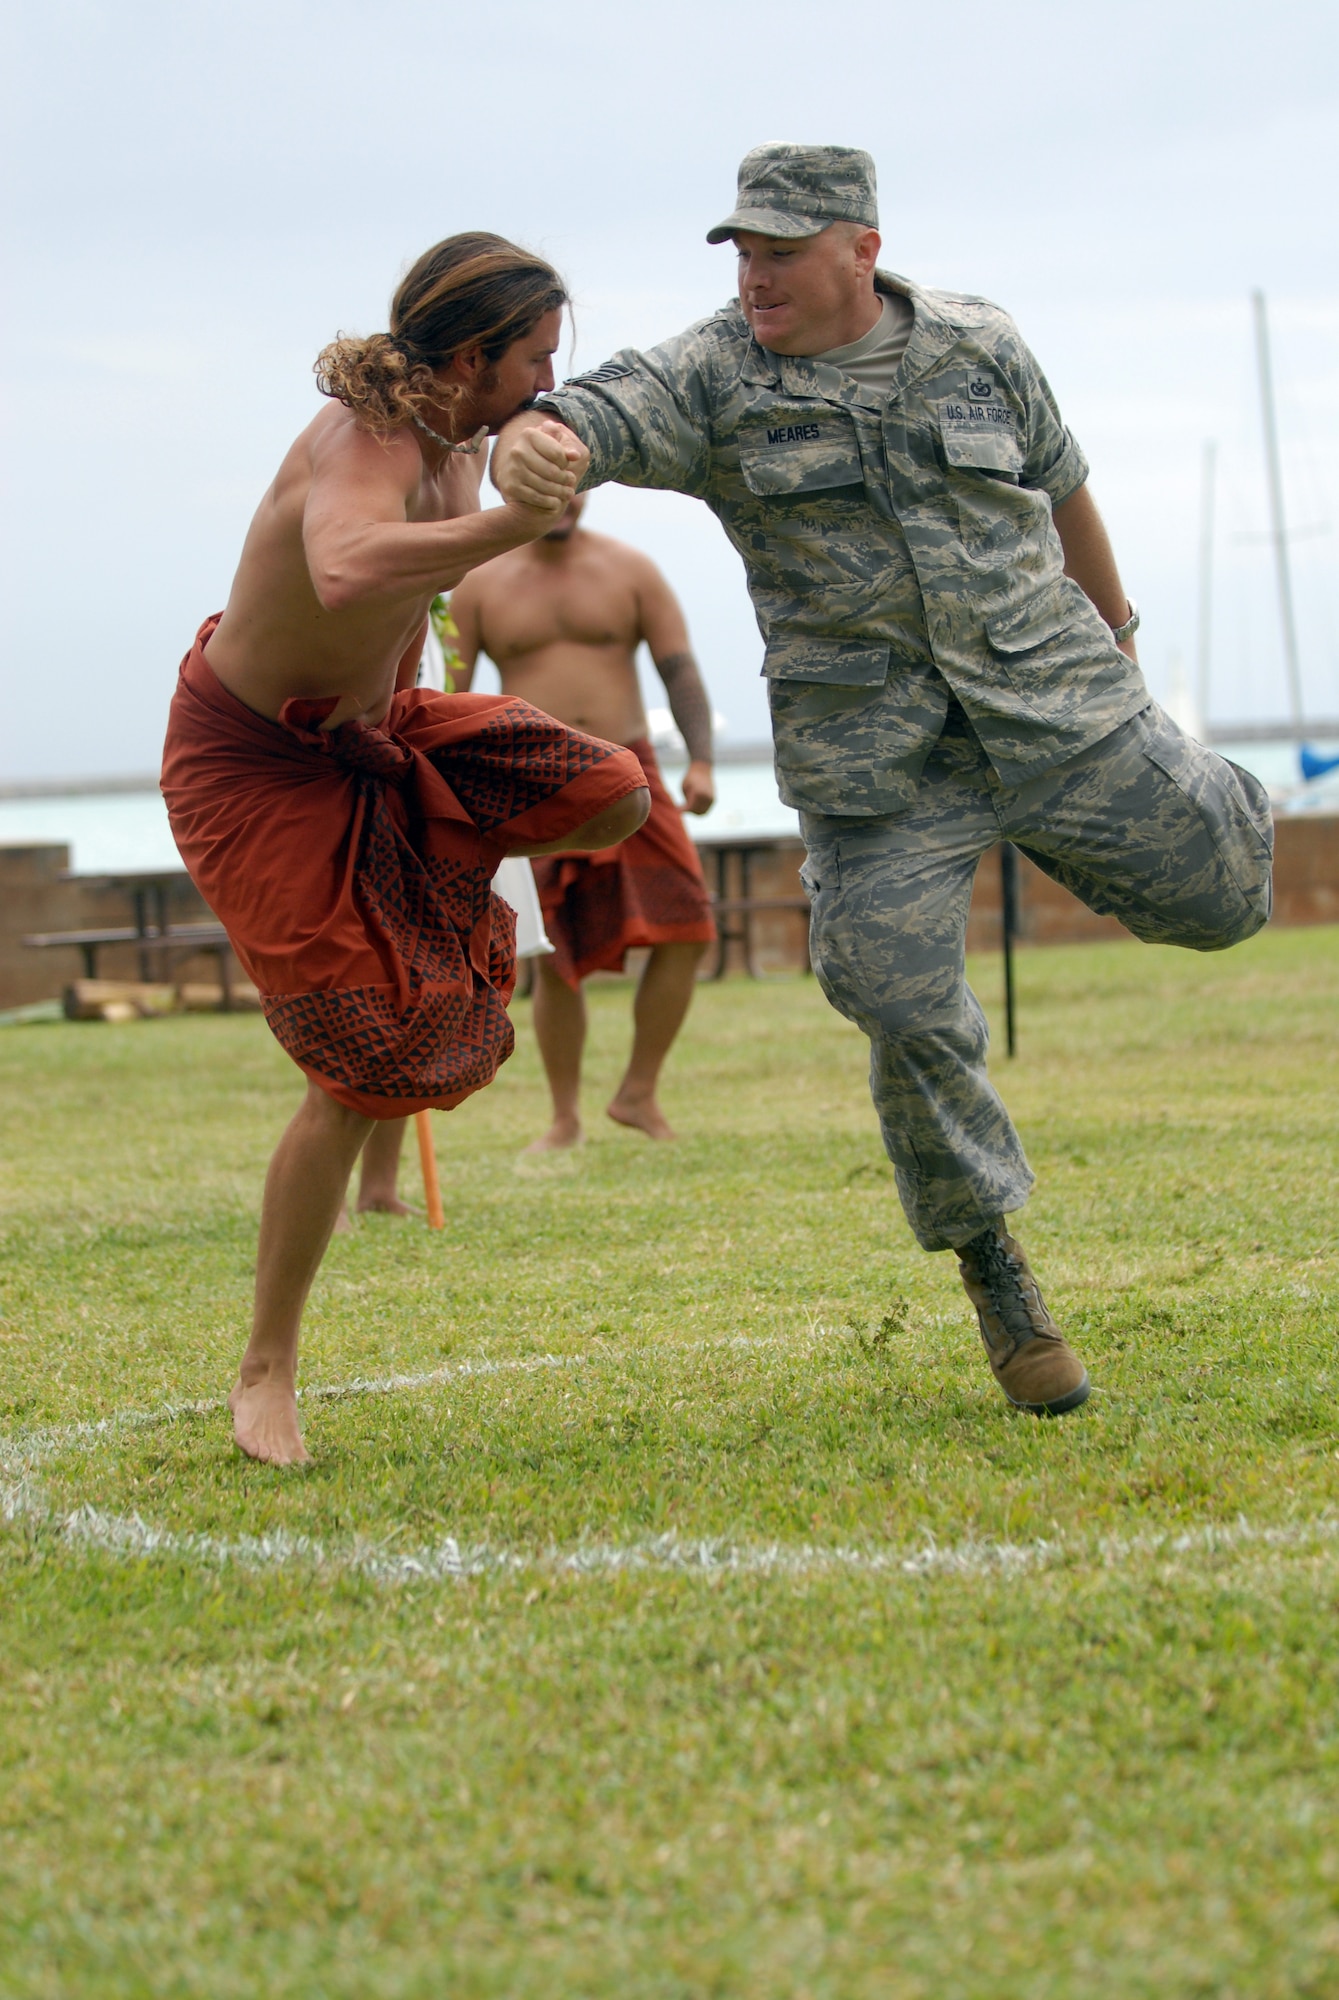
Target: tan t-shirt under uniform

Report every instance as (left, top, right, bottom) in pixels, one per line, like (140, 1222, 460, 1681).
(814, 293, 914, 398)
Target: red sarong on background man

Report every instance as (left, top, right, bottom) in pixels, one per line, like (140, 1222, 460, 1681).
(530, 739, 716, 989)
(161, 618, 645, 1117)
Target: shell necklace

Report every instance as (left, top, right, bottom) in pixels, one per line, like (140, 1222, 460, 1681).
(413, 415, 489, 455)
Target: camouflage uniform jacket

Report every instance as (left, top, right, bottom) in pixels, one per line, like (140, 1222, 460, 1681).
(540, 272, 1150, 817)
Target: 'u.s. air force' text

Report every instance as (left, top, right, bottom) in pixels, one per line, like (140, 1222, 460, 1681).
(939, 402, 1013, 427)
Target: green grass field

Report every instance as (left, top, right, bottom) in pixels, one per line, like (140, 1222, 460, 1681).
(2, 927, 1338, 1998)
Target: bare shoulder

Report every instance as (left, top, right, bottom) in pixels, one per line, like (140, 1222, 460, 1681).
(307, 406, 420, 488)
(580, 529, 667, 586)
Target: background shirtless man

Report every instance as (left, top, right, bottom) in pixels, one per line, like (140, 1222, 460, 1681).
(161, 233, 648, 1464)
(450, 493, 718, 1148)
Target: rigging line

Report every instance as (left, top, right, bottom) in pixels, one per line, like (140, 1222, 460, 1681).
(1252, 289, 1306, 731)
(1196, 441, 1216, 731)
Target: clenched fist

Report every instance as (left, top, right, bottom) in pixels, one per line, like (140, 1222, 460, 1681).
(492, 415, 589, 519)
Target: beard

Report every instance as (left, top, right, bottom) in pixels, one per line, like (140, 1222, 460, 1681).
(476, 370, 545, 437)
(499, 388, 543, 427)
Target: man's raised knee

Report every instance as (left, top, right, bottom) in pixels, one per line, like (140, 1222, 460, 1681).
(1210, 874, 1272, 951)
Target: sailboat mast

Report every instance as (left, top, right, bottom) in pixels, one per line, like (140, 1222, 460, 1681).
(1251, 288, 1305, 731)
(1195, 439, 1216, 733)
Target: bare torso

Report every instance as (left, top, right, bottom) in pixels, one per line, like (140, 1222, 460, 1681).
(204, 405, 485, 728)
(451, 529, 654, 745)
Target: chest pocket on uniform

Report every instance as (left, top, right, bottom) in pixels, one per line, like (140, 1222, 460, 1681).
(938, 399, 1024, 478)
(739, 416, 865, 496)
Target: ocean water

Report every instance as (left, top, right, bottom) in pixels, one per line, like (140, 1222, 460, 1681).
(0, 762, 800, 877)
(1, 738, 1332, 879)
(0, 792, 184, 875)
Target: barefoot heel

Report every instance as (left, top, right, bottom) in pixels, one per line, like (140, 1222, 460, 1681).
(415, 1112, 445, 1231)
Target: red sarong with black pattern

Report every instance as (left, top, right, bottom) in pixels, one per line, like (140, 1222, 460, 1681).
(530, 738, 716, 990)
(161, 617, 645, 1117)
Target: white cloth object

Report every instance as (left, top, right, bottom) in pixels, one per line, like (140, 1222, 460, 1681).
(491, 855, 554, 958)
(418, 625, 448, 691)
(415, 637, 549, 953)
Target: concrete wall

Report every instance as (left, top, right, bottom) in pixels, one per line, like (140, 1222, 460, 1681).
(973, 816, 1335, 947)
(1270, 815, 1339, 928)
(696, 817, 1338, 978)
(3, 817, 1336, 1006)
(0, 847, 218, 1009)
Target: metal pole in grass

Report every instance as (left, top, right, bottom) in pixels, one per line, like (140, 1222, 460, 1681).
(1000, 842, 1019, 1058)
(415, 1111, 446, 1230)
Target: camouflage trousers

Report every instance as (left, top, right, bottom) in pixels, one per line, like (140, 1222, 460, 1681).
(799, 700, 1274, 1252)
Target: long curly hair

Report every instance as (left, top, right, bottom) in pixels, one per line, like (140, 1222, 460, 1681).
(314, 232, 568, 436)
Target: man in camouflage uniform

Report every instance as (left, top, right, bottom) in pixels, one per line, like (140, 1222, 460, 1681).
(493, 144, 1273, 1416)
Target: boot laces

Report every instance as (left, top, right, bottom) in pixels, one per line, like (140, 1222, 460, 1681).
(963, 1229, 1051, 1351)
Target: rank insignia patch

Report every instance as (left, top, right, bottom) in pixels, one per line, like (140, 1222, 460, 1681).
(566, 362, 634, 387)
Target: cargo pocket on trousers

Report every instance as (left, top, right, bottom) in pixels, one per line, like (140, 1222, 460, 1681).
(798, 841, 866, 1030)
(1140, 714, 1274, 918)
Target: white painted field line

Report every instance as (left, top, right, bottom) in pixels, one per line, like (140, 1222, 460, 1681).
(9, 1336, 1339, 1590)
(0, 1352, 586, 1526)
(0, 1394, 221, 1479)
(302, 1349, 588, 1404)
(0, 1336, 773, 1527)
(0, 1326, 828, 1481)
(0, 1351, 586, 1479)
(21, 1497, 1339, 1589)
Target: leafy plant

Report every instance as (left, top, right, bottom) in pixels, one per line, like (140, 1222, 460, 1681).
(429, 594, 465, 692)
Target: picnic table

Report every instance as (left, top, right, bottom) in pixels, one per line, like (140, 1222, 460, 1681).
(698, 838, 811, 980)
(24, 869, 237, 1005)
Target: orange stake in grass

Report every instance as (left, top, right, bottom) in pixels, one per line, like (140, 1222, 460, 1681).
(414, 1110, 445, 1231)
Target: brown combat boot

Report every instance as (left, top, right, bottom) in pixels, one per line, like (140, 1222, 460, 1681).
(955, 1220, 1091, 1416)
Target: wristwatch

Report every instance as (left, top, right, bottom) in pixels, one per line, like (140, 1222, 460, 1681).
(1110, 599, 1140, 644)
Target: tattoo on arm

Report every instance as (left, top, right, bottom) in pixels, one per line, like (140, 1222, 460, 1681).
(656, 650, 713, 763)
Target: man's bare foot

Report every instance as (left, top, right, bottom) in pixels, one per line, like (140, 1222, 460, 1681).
(524, 1115, 585, 1155)
(606, 1094, 678, 1141)
(355, 1192, 418, 1217)
(228, 1375, 311, 1466)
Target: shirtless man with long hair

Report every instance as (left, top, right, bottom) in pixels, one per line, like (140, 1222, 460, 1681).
(161, 234, 648, 1465)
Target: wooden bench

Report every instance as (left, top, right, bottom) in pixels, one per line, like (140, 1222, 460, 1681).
(26, 920, 238, 1008)
(24, 870, 239, 1007)
(700, 841, 811, 980)
(24, 919, 232, 980)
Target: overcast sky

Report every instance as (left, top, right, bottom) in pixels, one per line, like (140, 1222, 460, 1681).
(2, 0, 1336, 780)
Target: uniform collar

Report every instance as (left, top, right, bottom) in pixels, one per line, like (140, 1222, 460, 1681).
(881, 270, 962, 400)
(735, 269, 961, 411)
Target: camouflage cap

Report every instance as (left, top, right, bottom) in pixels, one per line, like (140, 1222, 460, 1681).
(706, 142, 878, 245)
